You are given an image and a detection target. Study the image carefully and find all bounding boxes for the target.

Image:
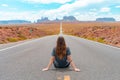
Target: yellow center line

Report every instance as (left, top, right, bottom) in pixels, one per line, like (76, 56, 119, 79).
(64, 75, 70, 80)
(57, 76, 62, 80)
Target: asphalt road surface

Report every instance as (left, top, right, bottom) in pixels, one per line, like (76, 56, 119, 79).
(0, 35, 120, 80)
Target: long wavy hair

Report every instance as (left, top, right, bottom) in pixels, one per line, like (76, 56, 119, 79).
(56, 36, 67, 59)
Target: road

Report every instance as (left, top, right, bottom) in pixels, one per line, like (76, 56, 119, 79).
(0, 35, 120, 80)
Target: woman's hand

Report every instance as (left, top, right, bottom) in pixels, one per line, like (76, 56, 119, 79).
(42, 67, 49, 71)
(74, 68, 80, 72)
(42, 57, 55, 71)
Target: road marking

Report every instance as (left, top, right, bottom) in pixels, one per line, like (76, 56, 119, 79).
(0, 35, 57, 52)
(57, 76, 62, 80)
(66, 35, 120, 50)
(60, 22, 63, 34)
(0, 39, 42, 52)
(64, 75, 70, 80)
(59, 22, 63, 36)
(0, 42, 28, 52)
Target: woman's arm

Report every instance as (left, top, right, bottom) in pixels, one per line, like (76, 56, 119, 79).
(42, 56, 55, 71)
(67, 55, 80, 72)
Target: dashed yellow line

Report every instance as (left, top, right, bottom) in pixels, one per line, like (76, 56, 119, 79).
(57, 76, 62, 80)
(64, 75, 70, 80)
(57, 75, 70, 80)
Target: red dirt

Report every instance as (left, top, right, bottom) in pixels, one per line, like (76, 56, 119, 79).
(63, 22, 120, 48)
(0, 23, 60, 43)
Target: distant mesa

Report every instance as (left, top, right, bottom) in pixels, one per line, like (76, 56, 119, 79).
(0, 20, 31, 24)
(96, 17, 116, 22)
(37, 17, 50, 23)
(53, 18, 61, 22)
(0, 17, 117, 24)
(37, 17, 117, 23)
(37, 16, 77, 23)
(62, 16, 77, 21)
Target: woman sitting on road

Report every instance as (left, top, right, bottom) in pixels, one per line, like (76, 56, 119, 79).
(42, 36, 80, 72)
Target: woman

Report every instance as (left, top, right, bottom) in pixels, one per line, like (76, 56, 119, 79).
(42, 36, 80, 72)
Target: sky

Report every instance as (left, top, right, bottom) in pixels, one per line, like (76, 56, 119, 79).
(0, 0, 120, 22)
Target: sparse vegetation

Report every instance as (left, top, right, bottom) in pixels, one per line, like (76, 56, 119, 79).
(0, 23, 60, 44)
(0, 22, 120, 48)
(97, 37, 106, 43)
(7, 38, 18, 42)
(18, 34, 27, 40)
(62, 22, 120, 47)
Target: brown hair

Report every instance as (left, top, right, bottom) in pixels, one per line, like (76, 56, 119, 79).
(56, 36, 66, 59)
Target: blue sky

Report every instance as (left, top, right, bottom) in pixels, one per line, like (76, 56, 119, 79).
(0, 0, 120, 21)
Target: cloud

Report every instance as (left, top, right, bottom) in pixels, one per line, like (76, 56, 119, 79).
(3, 0, 120, 21)
(39, 0, 104, 19)
(0, 10, 120, 22)
(90, 8, 97, 12)
(116, 5, 120, 8)
(58, 0, 104, 11)
(0, 0, 104, 21)
(24, 0, 104, 4)
(100, 7, 110, 12)
(1, 4, 8, 7)
(0, 10, 98, 22)
(0, 11, 38, 22)
(24, 0, 72, 4)
(74, 12, 98, 21)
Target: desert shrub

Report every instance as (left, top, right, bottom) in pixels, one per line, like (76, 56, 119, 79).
(96, 37, 106, 43)
(18, 34, 27, 40)
(87, 37, 96, 41)
(85, 37, 106, 43)
(7, 38, 18, 42)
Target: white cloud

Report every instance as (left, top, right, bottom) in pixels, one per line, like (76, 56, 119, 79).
(24, 0, 72, 4)
(0, 10, 120, 22)
(2, 0, 118, 21)
(0, 11, 39, 22)
(38, 0, 104, 19)
(0, 0, 104, 21)
(1, 4, 8, 7)
(90, 8, 97, 12)
(24, 0, 104, 4)
(59, 0, 104, 11)
(100, 7, 110, 12)
(116, 5, 120, 8)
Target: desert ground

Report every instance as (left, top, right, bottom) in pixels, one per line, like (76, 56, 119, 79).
(0, 22, 120, 47)
(62, 22, 120, 47)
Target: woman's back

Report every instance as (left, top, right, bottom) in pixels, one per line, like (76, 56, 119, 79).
(52, 47, 71, 68)
(42, 36, 80, 71)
